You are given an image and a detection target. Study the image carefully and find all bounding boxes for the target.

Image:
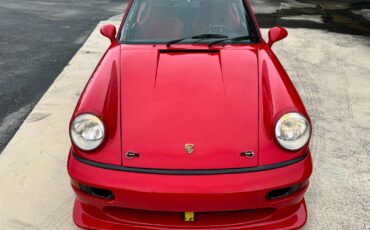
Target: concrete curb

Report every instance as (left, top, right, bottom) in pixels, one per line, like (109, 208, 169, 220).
(0, 20, 120, 230)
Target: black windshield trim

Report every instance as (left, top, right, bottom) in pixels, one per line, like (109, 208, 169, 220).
(119, 40, 261, 45)
(166, 33, 229, 47)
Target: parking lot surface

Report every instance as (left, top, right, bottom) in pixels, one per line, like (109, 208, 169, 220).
(0, 0, 123, 152)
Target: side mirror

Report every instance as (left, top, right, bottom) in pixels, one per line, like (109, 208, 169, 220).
(267, 27, 288, 48)
(100, 24, 117, 43)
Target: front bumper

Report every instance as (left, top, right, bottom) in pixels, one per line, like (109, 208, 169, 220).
(68, 150, 313, 230)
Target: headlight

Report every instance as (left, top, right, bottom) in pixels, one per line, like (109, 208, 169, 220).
(275, 112, 310, 150)
(70, 113, 105, 151)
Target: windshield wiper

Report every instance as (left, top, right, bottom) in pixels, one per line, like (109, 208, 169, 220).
(166, 34, 228, 47)
(208, 36, 251, 47)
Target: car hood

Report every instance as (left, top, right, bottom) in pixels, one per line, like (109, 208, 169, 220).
(120, 48, 259, 169)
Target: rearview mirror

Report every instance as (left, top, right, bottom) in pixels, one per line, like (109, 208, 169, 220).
(267, 27, 288, 48)
(100, 24, 117, 43)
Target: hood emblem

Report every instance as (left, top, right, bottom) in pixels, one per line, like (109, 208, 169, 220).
(185, 144, 195, 154)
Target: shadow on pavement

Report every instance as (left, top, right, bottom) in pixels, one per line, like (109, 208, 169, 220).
(251, 0, 370, 36)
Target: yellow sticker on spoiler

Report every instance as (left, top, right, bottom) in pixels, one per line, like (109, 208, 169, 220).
(184, 212, 195, 222)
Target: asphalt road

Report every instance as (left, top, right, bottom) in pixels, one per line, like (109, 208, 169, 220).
(0, 0, 124, 152)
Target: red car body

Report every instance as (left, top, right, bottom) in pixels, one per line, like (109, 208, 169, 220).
(68, 0, 313, 229)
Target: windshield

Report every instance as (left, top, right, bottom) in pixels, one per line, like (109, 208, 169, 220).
(120, 0, 258, 44)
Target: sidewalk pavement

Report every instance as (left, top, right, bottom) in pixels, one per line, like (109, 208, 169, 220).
(0, 19, 120, 230)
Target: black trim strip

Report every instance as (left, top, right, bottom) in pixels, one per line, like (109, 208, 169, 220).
(73, 152, 307, 175)
(159, 49, 219, 53)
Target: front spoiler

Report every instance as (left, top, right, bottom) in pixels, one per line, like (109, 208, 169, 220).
(73, 199, 308, 230)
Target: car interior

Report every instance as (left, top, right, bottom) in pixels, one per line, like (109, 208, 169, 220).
(122, 0, 250, 42)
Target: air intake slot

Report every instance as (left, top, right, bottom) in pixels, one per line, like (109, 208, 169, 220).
(266, 183, 302, 200)
(79, 184, 114, 200)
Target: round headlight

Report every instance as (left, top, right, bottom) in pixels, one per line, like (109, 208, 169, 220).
(275, 112, 310, 151)
(70, 113, 105, 151)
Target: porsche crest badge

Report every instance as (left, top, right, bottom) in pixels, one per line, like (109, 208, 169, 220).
(185, 143, 195, 154)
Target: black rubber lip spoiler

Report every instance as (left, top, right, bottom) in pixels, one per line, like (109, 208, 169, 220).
(72, 152, 308, 175)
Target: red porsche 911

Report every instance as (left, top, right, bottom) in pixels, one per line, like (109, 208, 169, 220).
(67, 0, 313, 229)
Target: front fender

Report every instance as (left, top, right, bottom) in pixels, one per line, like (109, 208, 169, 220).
(70, 44, 121, 165)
